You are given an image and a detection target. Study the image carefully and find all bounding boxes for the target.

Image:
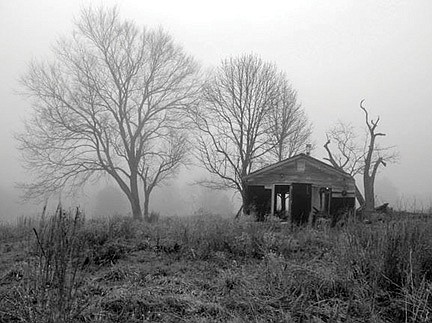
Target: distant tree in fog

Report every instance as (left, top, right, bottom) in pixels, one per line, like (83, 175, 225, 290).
(190, 54, 311, 215)
(324, 100, 398, 215)
(16, 7, 198, 221)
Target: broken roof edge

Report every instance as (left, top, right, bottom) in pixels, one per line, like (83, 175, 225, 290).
(244, 153, 354, 180)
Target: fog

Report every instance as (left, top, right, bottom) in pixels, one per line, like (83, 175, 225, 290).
(1, 0, 432, 222)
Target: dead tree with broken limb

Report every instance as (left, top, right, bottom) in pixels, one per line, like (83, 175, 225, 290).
(324, 100, 398, 216)
(360, 100, 398, 216)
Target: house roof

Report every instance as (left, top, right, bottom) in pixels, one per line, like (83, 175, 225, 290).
(244, 153, 353, 180)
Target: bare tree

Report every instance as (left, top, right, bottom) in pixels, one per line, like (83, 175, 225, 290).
(360, 100, 398, 214)
(190, 54, 309, 215)
(324, 100, 398, 213)
(16, 7, 198, 221)
(268, 79, 313, 161)
(190, 55, 279, 211)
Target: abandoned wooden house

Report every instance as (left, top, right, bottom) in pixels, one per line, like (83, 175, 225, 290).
(244, 153, 356, 224)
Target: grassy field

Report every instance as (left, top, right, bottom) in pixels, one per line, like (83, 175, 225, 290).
(1, 208, 432, 322)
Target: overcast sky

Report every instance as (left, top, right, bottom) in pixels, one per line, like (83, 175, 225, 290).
(1, 0, 432, 219)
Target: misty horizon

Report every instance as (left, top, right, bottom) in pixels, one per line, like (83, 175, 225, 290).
(1, 1, 432, 221)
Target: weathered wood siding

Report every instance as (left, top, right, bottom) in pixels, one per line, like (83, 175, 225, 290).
(246, 157, 355, 192)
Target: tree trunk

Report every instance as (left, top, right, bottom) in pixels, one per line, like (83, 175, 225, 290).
(143, 191, 150, 222)
(129, 174, 142, 221)
(236, 190, 248, 219)
(363, 175, 375, 216)
(130, 194, 142, 220)
(355, 184, 365, 207)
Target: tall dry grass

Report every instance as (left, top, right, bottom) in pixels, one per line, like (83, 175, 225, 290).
(337, 217, 432, 322)
(1, 207, 432, 322)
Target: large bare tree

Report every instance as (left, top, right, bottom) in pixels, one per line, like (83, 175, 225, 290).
(190, 54, 311, 214)
(268, 79, 313, 161)
(16, 7, 198, 221)
(190, 55, 279, 210)
(324, 100, 398, 214)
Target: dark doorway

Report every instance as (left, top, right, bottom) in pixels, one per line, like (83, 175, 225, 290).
(291, 183, 312, 225)
(320, 187, 332, 213)
(246, 185, 271, 220)
(330, 197, 355, 215)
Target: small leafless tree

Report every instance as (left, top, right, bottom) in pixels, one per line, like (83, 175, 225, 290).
(16, 7, 198, 221)
(324, 122, 367, 205)
(324, 100, 398, 213)
(268, 79, 313, 161)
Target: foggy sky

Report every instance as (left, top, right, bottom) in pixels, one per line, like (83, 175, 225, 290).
(1, 0, 432, 220)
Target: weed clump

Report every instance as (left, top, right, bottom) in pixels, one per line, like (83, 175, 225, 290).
(1, 206, 89, 323)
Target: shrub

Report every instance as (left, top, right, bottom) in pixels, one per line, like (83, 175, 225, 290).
(91, 241, 132, 266)
(148, 211, 160, 223)
(79, 216, 136, 267)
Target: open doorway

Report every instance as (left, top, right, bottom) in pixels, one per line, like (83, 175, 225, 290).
(319, 187, 331, 213)
(291, 183, 311, 225)
(275, 185, 290, 220)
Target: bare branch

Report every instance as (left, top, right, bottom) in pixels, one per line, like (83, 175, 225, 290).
(266, 78, 313, 161)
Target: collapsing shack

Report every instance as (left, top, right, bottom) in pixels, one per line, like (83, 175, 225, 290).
(244, 154, 356, 224)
